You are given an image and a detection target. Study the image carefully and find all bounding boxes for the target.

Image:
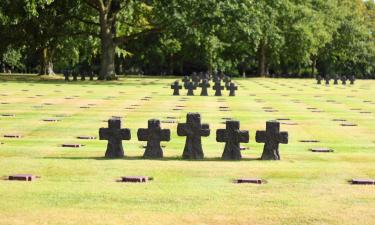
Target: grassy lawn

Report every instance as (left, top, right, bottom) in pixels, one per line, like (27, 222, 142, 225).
(0, 74, 374, 225)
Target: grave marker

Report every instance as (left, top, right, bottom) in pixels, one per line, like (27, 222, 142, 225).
(256, 121, 289, 160)
(227, 83, 238, 96)
(99, 118, 131, 158)
(199, 79, 210, 96)
(177, 113, 210, 159)
(137, 119, 171, 159)
(212, 82, 224, 96)
(216, 120, 249, 160)
(171, 81, 182, 96)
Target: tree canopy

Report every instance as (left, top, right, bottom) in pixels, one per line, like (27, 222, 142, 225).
(1, 0, 374, 78)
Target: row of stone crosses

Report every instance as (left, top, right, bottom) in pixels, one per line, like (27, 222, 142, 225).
(99, 113, 289, 161)
(316, 75, 355, 85)
(171, 73, 238, 96)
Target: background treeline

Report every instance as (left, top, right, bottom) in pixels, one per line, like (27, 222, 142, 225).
(0, 0, 374, 79)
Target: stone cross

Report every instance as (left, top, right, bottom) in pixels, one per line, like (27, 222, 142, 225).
(325, 76, 330, 85)
(99, 118, 131, 158)
(72, 71, 78, 81)
(192, 74, 200, 87)
(255, 121, 288, 160)
(316, 75, 322, 84)
(199, 79, 210, 96)
(213, 81, 224, 96)
(63, 70, 70, 81)
(137, 119, 170, 159)
(182, 76, 190, 88)
(223, 76, 231, 88)
(227, 82, 238, 96)
(185, 81, 196, 96)
(171, 81, 182, 96)
(333, 75, 339, 85)
(349, 75, 355, 85)
(341, 76, 347, 85)
(177, 113, 210, 159)
(216, 120, 249, 160)
(89, 71, 95, 81)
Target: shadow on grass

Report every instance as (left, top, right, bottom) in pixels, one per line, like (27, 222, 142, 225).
(42, 155, 260, 162)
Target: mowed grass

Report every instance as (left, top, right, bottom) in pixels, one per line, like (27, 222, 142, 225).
(0, 74, 374, 225)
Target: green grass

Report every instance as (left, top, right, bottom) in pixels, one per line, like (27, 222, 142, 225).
(0, 74, 374, 225)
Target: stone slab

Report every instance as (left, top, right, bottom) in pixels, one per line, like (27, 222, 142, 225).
(234, 178, 265, 184)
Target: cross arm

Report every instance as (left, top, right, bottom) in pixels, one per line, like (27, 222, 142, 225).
(216, 129, 227, 142)
(238, 130, 250, 143)
(137, 128, 149, 141)
(120, 128, 131, 140)
(255, 131, 266, 143)
(177, 123, 188, 136)
(161, 129, 171, 142)
(201, 124, 210, 137)
(99, 128, 109, 140)
(278, 131, 289, 144)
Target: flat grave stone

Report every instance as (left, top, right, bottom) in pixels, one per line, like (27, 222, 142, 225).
(8, 174, 38, 181)
(1, 114, 16, 117)
(161, 120, 177, 124)
(360, 111, 372, 114)
(77, 136, 97, 140)
(172, 108, 183, 111)
(333, 119, 347, 122)
(125, 107, 135, 110)
(166, 116, 178, 119)
(3, 134, 22, 138)
(120, 176, 152, 183)
(310, 148, 334, 153)
(311, 110, 324, 113)
(351, 178, 375, 185)
(341, 123, 358, 127)
(281, 122, 298, 126)
(264, 109, 278, 112)
(234, 178, 265, 184)
(42, 118, 60, 122)
(299, 140, 320, 143)
(61, 143, 84, 148)
(1, 102, 10, 105)
(276, 118, 290, 121)
(350, 108, 362, 111)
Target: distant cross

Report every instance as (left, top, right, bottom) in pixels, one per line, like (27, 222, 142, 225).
(255, 121, 288, 160)
(325, 76, 330, 85)
(227, 82, 238, 96)
(185, 81, 196, 96)
(199, 79, 210, 96)
(182, 76, 190, 88)
(216, 120, 249, 160)
(223, 76, 231, 88)
(99, 118, 131, 158)
(341, 76, 347, 85)
(72, 71, 78, 81)
(349, 75, 355, 85)
(213, 81, 224, 96)
(333, 75, 339, 85)
(63, 70, 70, 81)
(138, 119, 170, 159)
(192, 74, 200, 87)
(171, 81, 182, 96)
(316, 75, 322, 84)
(177, 113, 210, 159)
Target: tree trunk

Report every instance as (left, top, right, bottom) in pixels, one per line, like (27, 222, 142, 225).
(257, 40, 268, 77)
(39, 48, 55, 75)
(311, 58, 316, 78)
(99, 13, 116, 80)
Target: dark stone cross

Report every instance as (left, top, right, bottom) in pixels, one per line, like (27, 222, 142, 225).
(171, 81, 182, 96)
(213, 81, 224, 96)
(341, 76, 347, 85)
(316, 75, 322, 84)
(199, 79, 210, 96)
(227, 82, 238, 96)
(325, 76, 330, 85)
(137, 119, 171, 159)
(192, 74, 200, 86)
(63, 70, 70, 81)
(255, 121, 289, 160)
(223, 76, 231, 88)
(72, 71, 78, 81)
(333, 75, 339, 85)
(99, 118, 131, 158)
(216, 120, 249, 160)
(177, 113, 210, 159)
(185, 81, 196, 96)
(182, 76, 190, 88)
(349, 75, 355, 85)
